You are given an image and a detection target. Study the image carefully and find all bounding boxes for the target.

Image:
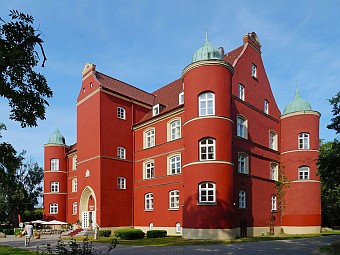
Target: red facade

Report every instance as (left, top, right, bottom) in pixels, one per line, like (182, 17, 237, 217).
(43, 32, 321, 239)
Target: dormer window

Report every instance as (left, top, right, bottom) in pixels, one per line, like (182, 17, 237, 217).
(153, 104, 160, 116)
(179, 92, 184, 105)
(252, 64, 257, 78)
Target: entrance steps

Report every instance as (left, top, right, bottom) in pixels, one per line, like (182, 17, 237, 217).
(75, 229, 95, 237)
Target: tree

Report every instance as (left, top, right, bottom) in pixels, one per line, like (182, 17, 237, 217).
(0, 10, 52, 128)
(317, 90, 340, 227)
(0, 142, 43, 227)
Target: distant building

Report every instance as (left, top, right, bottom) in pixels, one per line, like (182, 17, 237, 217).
(43, 32, 321, 239)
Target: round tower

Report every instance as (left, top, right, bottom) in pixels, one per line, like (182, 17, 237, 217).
(182, 34, 235, 239)
(280, 88, 321, 234)
(43, 128, 68, 222)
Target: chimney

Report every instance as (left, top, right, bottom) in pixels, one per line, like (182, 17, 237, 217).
(243, 32, 261, 53)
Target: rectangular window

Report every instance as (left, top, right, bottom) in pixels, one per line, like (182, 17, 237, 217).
(199, 182, 216, 203)
(72, 202, 77, 215)
(144, 161, 154, 179)
(169, 190, 180, 209)
(298, 133, 310, 149)
(199, 92, 215, 116)
(269, 131, 278, 150)
(264, 100, 269, 114)
(199, 138, 215, 161)
(298, 166, 310, 180)
(238, 84, 245, 101)
(169, 155, 181, 175)
(50, 182, 59, 193)
(72, 156, 77, 170)
(170, 120, 181, 141)
(152, 105, 160, 116)
(50, 158, 59, 171)
(272, 195, 277, 211)
(117, 147, 126, 159)
(72, 178, 77, 192)
(50, 203, 58, 214)
(179, 92, 184, 105)
(238, 154, 248, 174)
(145, 193, 153, 210)
(145, 129, 155, 148)
(270, 163, 278, 181)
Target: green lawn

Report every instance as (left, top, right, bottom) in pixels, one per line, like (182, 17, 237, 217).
(0, 246, 36, 255)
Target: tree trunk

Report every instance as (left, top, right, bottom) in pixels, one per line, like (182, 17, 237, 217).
(10, 206, 19, 228)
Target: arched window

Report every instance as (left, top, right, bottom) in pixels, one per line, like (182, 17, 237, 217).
(144, 128, 155, 148)
(270, 163, 278, 181)
(238, 84, 245, 100)
(117, 147, 126, 159)
(298, 166, 310, 180)
(199, 138, 216, 161)
(117, 107, 126, 120)
(271, 195, 277, 211)
(149, 222, 154, 230)
(264, 100, 269, 114)
(49, 203, 58, 214)
(144, 161, 154, 179)
(117, 177, 126, 189)
(199, 182, 216, 203)
(175, 223, 181, 233)
(169, 154, 181, 175)
(269, 131, 278, 150)
(50, 181, 59, 193)
(72, 202, 77, 215)
(50, 158, 59, 171)
(198, 92, 215, 116)
(169, 119, 181, 141)
(298, 133, 310, 149)
(238, 153, 249, 174)
(239, 190, 246, 209)
(169, 190, 180, 209)
(145, 193, 153, 210)
(72, 178, 77, 192)
(237, 116, 247, 139)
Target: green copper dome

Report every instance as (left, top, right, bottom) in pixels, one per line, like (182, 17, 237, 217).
(48, 128, 66, 145)
(192, 32, 223, 63)
(283, 88, 312, 115)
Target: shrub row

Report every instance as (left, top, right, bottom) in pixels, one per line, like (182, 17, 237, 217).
(114, 228, 145, 240)
(146, 230, 167, 238)
(2, 229, 14, 235)
(99, 230, 111, 237)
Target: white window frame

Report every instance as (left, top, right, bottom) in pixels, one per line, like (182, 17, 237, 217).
(179, 92, 184, 105)
(169, 154, 181, 175)
(298, 133, 310, 149)
(72, 202, 77, 215)
(49, 203, 58, 214)
(117, 107, 126, 120)
(252, 63, 257, 78)
(298, 166, 310, 180)
(152, 104, 160, 116)
(117, 147, 126, 159)
(72, 178, 77, 192)
(198, 92, 215, 116)
(272, 195, 277, 211)
(50, 158, 59, 171)
(175, 223, 181, 233)
(238, 84, 245, 101)
(237, 116, 247, 139)
(199, 138, 216, 161)
(169, 119, 181, 141)
(199, 182, 216, 204)
(264, 100, 269, 114)
(72, 156, 77, 170)
(144, 161, 154, 179)
(117, 177, 126, 189)
(149, 222, 154, 230)
(270, 163, 278, 181)
(169, 190, 180, 209)
(50, 181, 59, 193)
(269, 131, 278, 150)
(145, 193, 153, 210)
(239, 190, 246, 209)
(238, 153, 249, 174)
(144, 128, 155, 148)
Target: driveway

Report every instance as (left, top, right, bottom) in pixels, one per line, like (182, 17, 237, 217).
(0, 234, 339, 254)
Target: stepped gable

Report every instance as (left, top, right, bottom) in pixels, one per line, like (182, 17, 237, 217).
(224, 45, 243, 66)
(96, 71, 155, 106)
(137, 78, 183, 124)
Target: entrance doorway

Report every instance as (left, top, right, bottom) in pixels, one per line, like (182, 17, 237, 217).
(82, 211, 96, 229)
(80, 186, 97, 229)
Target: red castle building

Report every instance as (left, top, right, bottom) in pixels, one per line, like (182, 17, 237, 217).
(43, 32, 321, 239)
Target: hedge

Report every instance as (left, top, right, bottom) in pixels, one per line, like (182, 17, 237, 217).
(146, 230, 167, 238)
(3, 229, 14, 235)
(114, 228, 145, 240)
(99, 230, 111, 237)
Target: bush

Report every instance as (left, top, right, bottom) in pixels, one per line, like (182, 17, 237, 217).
(14, 228, 24, 236)
(114, 228, 145, 240)
(3, 229, 14, 235)
(99, 230, 111, 237)
(146, 230, 167, 238)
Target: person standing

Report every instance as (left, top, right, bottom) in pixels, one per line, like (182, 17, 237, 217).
(24, 222, 34, 247)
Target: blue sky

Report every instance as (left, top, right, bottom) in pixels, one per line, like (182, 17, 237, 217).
(1, 0, 339, 167)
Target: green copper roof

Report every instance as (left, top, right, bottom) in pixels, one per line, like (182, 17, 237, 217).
(283, 88, 312, 115)
(192, 32, 223, 63)
(48, 128, 66, 145)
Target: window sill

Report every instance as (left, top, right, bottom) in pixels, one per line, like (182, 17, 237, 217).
(144, 209, 153, 212)
(252, 76, 258, 81)
(198, 202, 217, 206)
(168, 208, 179, 211)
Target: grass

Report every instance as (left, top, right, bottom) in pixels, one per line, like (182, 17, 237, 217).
(0, 246, 36, 255)
(63, 230, 340, 247)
